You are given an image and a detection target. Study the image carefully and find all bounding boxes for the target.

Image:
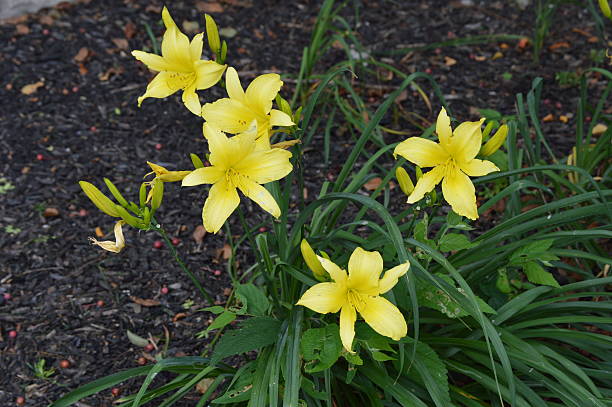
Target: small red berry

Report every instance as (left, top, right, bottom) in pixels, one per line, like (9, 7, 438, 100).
(90, 126, 97, 132)
(96, 300, 105, 307)
(3, 293, 11, 300)
(78, 208, 88, 216)
(42, 29, 50, 35)
(15, 396, 25, 405)
(137, 357, 147, 365)
(36, 153, 44, 161)
(153, 240, 163, 249)
(258, 227, 267, 233)
(160, 286, 169, 295)
(425, 68, 432, 74)
(72, 86, 79, 93)
(59, 359, 70, 368)
(171, 237, 180, 246)
(155, 143, 163, 150)
(144, 343, 155, 352)
(8, 330, 17, 338)
(213, 270, 222, 276)
(111, 387, 121, 397)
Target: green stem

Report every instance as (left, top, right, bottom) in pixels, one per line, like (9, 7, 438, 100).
(152, 218, 214, 304)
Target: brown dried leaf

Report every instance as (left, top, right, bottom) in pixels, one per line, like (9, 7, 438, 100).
(549, 41, 570, 51)
(363, 177, 383, 191)
(15, 24, 30, 35)
(43, 207, 60, 217)
(73, 47, 92, 63)
(124, 22, 137, 39)
(192, 225, 206, 244)
(196, 1, 224, 12)
(21, 81, 44, 95)
(98, 66, 125, 81)
(95, 227, 104, 238)
(78, 62, 88, 75)
(145, 4, 162, 13)
(444, 56, 457, 66)
(130, 296, 161, 307)
(542, 113, 555, 122)
(39, 15, 54, 25)
(196, 378, 215, 394)
(112, 38, 129, 50)
(217, 244, 232, 260)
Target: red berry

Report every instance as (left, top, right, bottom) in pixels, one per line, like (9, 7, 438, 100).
(59, 359, 70, 368)
(145, 343, 155, 352)
(36, 153, 44, 161)
(15, 396, 25, 406)
(258, 227, 267, 233)
(8, 330, 17, 338)
(160, 286, 169, 295)
(213, 270, 222, 276)
(96, 300, 105, 307)
(425, 68, 432, 74)
(72, 86, 79, 93)
(3, 293, 11, 300)
(155, 143, 163, 150)
(171, 237, 180, 246)
(42, 29, 50, 35)
(137, 357, 147, 365)
(90, 126, 97, 133)
(111, 387, 121, 397)
(78, 208, 88, 216)
(153, 240, 163, 249)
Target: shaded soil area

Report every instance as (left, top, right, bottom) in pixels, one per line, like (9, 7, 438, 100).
(0, 0, 609, 405)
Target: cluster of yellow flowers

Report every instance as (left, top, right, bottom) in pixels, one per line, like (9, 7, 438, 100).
(82, 7, 510, 353)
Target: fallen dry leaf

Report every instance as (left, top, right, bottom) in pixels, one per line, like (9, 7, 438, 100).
(95, 227, 104, 237)
(39, 15, 54, 25)
(363, 177, 383, 191)
(549, 41, 570, 51)
(196, 378, 216, 394)
(196, 1, 224, 12)
(78, 62, 88, 75)
(192, 225, 206, 244)
(130, 296, 161, 307)
(21, 81, 44, 95)
(559, 115, 569, 123)
(145, 4, 162, 13)
(517, 37, 530, 49)
(217, 244, 232, 260)
(173, 313, 187, 322)
(592, 123, 608, 135)
(124, 22, 137, 39)
(112, 38, 129, 50)
(543, 113, 555, 122)
(43, 207, 60, 217)
(73, 47, 93, 63)
(444, 56, 457, 66)
(474, 55, 486, 62)
(98, 66, 125, 81)
(491, 51, 503, 61)
(15, 24, 30, 35)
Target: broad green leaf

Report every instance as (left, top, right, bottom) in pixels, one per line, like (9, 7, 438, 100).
(235, 283, 270, 316)
(510, 239, 555, 265)
(496, 269, 512, 294)
(213, 362, 256, 404)
(301, 324, 342, 373)
(201, 305, 225, 314)
(417, 274, 495, 318)
(371, 350, 396, 361)
(300, 377, 328, 401)
(210, 317, 281, 365)
(342, 350, 363, 366)
(524, 261, 560, 288)
(439, 233, 478, 252)
(203, 311, 236, 335)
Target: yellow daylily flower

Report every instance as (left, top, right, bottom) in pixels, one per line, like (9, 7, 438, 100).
(144, 161, 191, 204)
(200, 67, 294, 146)
(131, 7, 226, 115)
(297, 247, 409, 352)
(90, 221, 126, 253)
(181, 123, 293, 233)
(394, 108, 500, 220)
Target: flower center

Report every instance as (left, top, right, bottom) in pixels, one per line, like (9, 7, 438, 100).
(347, 289, 367, 313)
(166, 72, 196, 90)
(225, 168, 240, 187)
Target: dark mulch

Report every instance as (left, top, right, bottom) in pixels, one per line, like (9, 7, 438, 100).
(0, 0, 608, 405)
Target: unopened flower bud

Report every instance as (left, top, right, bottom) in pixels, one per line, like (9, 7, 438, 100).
(300, 239, 327, 281)
(395, 167, 414, 196)
(480, 124, 508, 156)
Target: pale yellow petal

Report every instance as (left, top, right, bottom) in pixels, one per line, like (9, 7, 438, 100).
(225, 67, 245, 101)
(161, 27, 192, 70)
(202, 123, 231, 168)
(245, 73, 283, 115)
(296, 282, 346, 314)
(340, 304, 357, 353)
(378, 262, 410, 294)
(201, 98, 256, 134)
(442, 167, 478, 220)
(448, 119, 484, 162)
(137, 72, 179, 106)
(270, 109, 294, 127)
(202, 178, 240, 233)
(182, 84, 201, 115)
(460, 159, 499, 177)
(301, 239, 327, 280)
(406, 165, 445, 203)
(161, 6, 177, 30)
(157, 171, 191, 182)
(347, 247, 383, 296)
(317, 256, 348, 286)
(234, 148, 293, 184)
(394, 137, 450, 168)
(182, 166, 225, 186)
(436, 107, 452, 149)
(189, 33, 204, 62)
(89, 220, 126, 253)
(236, 177, 281, 218)
(131, 50, 171, 72)
(194, 60, 226, 89)
(359, 296, 407, 341)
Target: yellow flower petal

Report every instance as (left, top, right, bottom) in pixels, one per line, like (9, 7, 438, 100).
(340, 304, 357, 353)
(189, 33, 204, 62)
(448, 118, 484, 162)
(245, 73, 283, 115)
(182, 84, 201, 115)
(202, 178, 240, 233)
(195, 60, 226, 89)
(359, 296, 407, 341)
(225, 67, 245, 101)
(378, 262, 410, 294)
(234, 148, 293, 184)
(406, 165, 445, 203)
(89, 220, 126, 253)
(347, 247, 383, 295)
(436, 107, 452, 149)
(460, 159, 499, 177)
(270, 109, 294, 127)
(442, 167, 478, 220)
(202, 123, 230, 167)
(317, 256, 348, 286)
(394, 137, 450, 168)
(131, 50, 172, 72)
(137, 72, 180, 106)
(160, 9, 191, 69)
(296, 282, 346, 314)
(301, 239, 328, 281)
(182, 166, 225, 186)
(236, 177, 281, 218)
(201, 98, 256, 134)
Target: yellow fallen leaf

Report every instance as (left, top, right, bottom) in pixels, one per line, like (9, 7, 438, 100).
(21, 81, 44, 95)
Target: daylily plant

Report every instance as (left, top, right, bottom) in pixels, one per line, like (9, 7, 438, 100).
(181, 123, 293, 233)
(201, 67, 294, 146)
(297, 247, 409, 352)
(394, 108, 499, 219)
(131, 7, 226, 115)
